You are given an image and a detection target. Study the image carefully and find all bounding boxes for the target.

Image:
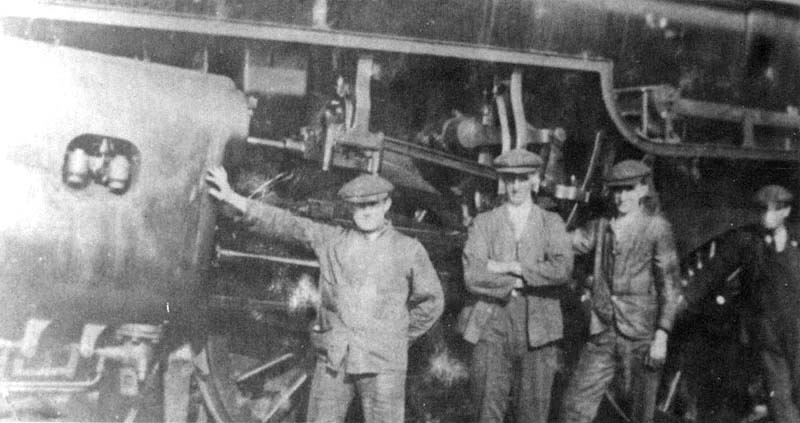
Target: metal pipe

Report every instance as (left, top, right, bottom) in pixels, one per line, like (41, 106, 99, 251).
(235, 353, 293, 383)
(382, 136, 497, 180)
(247, 137, 306, 153)
(262, 373, 308, 423)
(641, 89, 649, 137)
(674, 98, 800, 128)
(216, 246, 320, 268)
(209, 295, 293, 313)
(599, 61, 800, 161)
(0, 358, 106, 393)
(496, 93, 512, 154)
(510, 69, 527, 149)
(11, 345, 80, 378)
(565, 131, 603, 230)
(352, 56, 372, 132)
(660, 370, 682, 413)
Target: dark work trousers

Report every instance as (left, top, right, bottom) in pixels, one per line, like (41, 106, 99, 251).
(756, 243, 800, 423)
(470, 295, 561, 423)
(759, 318, 800, 423)
(306, 360, 406, 423)
(559, 329, 660, 423)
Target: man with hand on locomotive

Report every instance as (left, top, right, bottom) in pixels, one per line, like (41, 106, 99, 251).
(206, 167, 444, 423)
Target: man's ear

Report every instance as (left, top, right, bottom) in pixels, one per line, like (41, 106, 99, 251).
(529, 172, 542, 192)
(634, 182, 650, 198)
(382, 197, 392, 213)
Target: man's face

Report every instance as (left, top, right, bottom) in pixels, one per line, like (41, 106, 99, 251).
(350, 197, 391, 232)
(760, 203, 791, 230)
(612, 182, 649, 216)
(501, 172, 540, 206)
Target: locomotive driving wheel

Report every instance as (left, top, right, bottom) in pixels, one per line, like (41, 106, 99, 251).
(198, 297, 316, 423)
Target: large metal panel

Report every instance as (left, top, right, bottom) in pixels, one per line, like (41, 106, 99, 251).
(0, 36, 250, 330)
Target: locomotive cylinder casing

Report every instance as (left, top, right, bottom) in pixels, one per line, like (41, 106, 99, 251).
(0, 36, 250, 336)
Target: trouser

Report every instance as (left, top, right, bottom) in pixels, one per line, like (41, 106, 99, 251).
(762, 349, 800, 423)
(469, 294, 562, 423)
(305, 360, 406, 423)
(471, 339, 560, 423)
(680, 328, 754, 422)
(758, 317, 800, 423)
(559, 329, 660, 423)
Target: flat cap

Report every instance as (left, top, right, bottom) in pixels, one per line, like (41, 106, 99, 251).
(337, 174, 394, 203)
(493, 149, 544, 174)
(754, 184, 793, 207)
(606, 160, 652, 187)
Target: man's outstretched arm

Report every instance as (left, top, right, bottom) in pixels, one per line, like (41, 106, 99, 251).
(206, 166, 338, 249)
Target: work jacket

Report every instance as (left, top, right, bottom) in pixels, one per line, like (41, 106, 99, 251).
(460, 203, 573, 348)
(243, 200, 444, 373)
(574, 213, 681, 340)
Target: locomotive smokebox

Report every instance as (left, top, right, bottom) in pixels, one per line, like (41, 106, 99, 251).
(0, 35, 250, 340)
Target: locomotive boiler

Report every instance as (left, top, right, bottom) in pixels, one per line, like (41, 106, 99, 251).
(0, 35, 249, 421)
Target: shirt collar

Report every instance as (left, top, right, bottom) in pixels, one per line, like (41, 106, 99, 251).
(610, 209, 646, 233)
(360, 219, 392, 241)
(505, 200, 533, 215)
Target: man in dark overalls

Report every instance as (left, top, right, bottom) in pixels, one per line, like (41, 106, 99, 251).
(685, 185, 800, 422)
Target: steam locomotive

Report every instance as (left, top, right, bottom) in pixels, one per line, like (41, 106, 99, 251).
(2, 0, 800, 421)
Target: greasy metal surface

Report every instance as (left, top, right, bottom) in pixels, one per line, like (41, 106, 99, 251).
(333, 0, 800, 109)
(383, 136, 497, 180)
(598, 71, 800, 161)
(0, 3, 611, 72)
(26, 0, 799, 108)
(0, 36, 249, 331)
(5, 2, 800, 162)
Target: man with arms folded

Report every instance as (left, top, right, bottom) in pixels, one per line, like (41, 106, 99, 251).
(461, 148, 573, 423)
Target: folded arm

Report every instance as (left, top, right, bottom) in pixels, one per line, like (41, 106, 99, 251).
(462, 219, 519, 299)
(521, 213, 574, 286)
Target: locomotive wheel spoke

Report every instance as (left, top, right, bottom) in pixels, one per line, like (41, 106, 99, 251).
(202, 328, 313, 423)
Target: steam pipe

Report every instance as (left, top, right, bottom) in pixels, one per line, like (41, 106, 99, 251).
(0, 358, 106, 393)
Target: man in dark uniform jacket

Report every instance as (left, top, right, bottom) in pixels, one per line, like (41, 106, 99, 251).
(559, 160, 682, 423)
(685, 185, 800, 423)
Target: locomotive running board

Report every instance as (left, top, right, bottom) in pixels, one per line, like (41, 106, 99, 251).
(4, 1, 800, 161)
